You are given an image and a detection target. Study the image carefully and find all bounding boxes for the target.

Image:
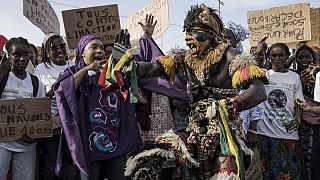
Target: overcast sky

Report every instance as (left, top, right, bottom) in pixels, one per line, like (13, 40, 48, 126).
(1, 0, 319, 53)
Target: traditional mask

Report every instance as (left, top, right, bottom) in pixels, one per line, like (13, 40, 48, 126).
(185, 28, 212, 58)
(183, 4, 223, 58)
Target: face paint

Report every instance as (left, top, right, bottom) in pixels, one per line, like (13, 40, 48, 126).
(185, 29, 211, 58)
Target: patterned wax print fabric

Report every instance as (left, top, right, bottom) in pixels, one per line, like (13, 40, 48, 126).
(257, 135, 301, 180)
(140, 93, 175, 141)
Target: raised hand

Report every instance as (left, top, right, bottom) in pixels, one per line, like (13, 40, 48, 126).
(0, 52, 10, 76)
(138, 14, 158, 37)
(300, 68, 314, 87)
(255, 37, 268, 55)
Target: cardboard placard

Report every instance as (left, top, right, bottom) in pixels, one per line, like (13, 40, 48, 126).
(0, 98, 52, 141)
(23, 0, 60, 34)
(62, 4, 120, 49)
(124, 0, 169, 42)
(248, 3, 311, 47)
(287, 8, 320, 48)
(309, 8, 320, 46)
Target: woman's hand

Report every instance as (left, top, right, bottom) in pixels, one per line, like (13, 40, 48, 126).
(138, 14, 158, 37)
(286, 117, 301, 131)
(85, 59, 107, 73)
(0, 52, 10, 77)
(300, 69, 314, 87)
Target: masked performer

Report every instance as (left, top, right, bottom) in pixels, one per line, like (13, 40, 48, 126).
(124, 4, 267, 180)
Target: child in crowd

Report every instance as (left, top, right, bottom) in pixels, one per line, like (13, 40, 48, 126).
(0, 37, 45, 180)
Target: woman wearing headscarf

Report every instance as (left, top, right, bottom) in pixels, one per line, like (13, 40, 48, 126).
(53, 18, 188, 179)
(53, 34, 139, 180)
(34, 33, 75, 180)
(293, 44, 320, 180)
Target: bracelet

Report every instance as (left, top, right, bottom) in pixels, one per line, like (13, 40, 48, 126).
(247, 129, 257, 134)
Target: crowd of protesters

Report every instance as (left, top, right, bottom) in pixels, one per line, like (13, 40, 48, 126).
(0, 4, 320, 180)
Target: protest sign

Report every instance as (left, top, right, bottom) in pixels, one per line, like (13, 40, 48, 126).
(247, 3, 311, 47)
(287, 7, 320, 48)
(309, 8, 320, 46)
(125, 0, 169, 42)
(0, 98, 52, 141)
(62, 4, 120, 49)
(23, 0, 60, 34)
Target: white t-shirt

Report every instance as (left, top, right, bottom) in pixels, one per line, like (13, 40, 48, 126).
(34, 61, 74, 116)
(314, 71, 320, 102)
(257, 70, 305, 140)
(25, 60, 35, 74)
(0, 72, 45, 152)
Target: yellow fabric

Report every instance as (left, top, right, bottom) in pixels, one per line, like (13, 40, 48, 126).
(219, 99, 241, 180)
(156, 56, 176, 84)
(232, 64, 265, 88)
(103, 50, 134, 87)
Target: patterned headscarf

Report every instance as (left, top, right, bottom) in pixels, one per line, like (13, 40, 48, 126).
(225, 21, 249, 53)
(75, 34, 101, 70)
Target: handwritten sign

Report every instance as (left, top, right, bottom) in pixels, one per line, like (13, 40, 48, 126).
(125, 0, 169, 42)
(23, 0, 60, 34)
(309, 8, 320, 46)
(0, 98, 52, 141)
(62, 4, 120, 49)
(247, 3, 311, 46)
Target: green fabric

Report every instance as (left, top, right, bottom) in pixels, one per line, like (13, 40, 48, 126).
(218, 102, 246, 180)
(130, 62, 138, 104)
(219, 121, 231, 156)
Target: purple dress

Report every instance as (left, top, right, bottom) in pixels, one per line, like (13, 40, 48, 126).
(53, 35, 189, 177)
(54, 68, 140, 177)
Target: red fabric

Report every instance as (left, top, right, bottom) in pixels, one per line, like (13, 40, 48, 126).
(114, 70, 128, 100)
(98, 62, 109, 88)
(0, 35, 8, 51)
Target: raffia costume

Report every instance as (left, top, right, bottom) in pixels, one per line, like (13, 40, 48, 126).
(124, 4, 267, 180)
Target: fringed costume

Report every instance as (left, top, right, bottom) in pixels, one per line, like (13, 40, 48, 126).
(124, 3, 267, 180)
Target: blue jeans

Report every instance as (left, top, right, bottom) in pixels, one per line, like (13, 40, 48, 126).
(0, 146, 36, 180)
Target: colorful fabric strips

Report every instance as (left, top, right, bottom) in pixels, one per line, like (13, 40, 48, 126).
(98, 50, 134, 101)
(231, 64, 265, 88)
(218, 99, 245, 180)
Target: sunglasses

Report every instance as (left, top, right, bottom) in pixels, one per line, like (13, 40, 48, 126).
(187, 31, 211, 42)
